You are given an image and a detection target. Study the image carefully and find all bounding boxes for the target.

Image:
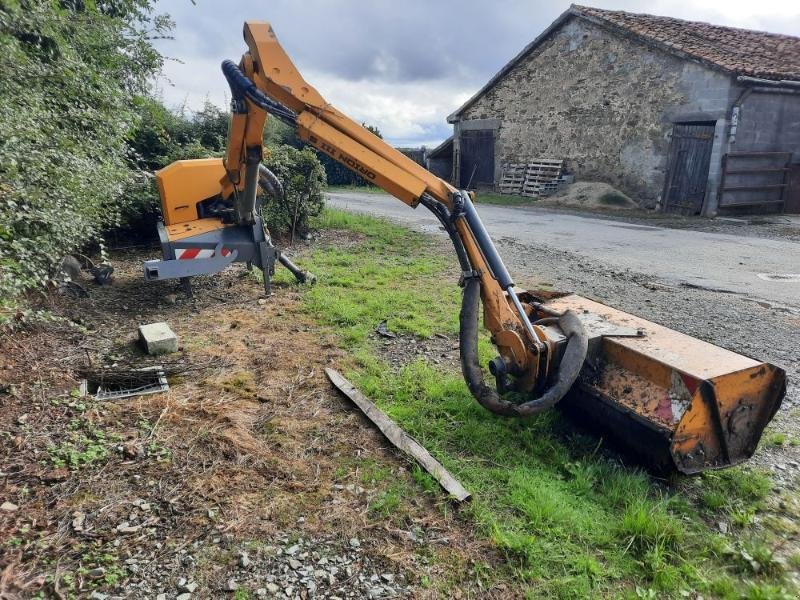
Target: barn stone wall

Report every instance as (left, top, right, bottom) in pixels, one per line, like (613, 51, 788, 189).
(457, 16, 736, 206)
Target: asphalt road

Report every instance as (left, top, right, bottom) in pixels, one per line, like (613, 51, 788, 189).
(327, 191, 800, 309)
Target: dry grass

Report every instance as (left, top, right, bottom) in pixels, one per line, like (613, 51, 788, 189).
(0, 246, 497, 598)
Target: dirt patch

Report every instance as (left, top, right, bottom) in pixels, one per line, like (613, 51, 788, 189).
(371, 331, 461, 371)
(0, 249, 497, 599)
(540, 181, 638, 210)
(308, 228, 367, 250)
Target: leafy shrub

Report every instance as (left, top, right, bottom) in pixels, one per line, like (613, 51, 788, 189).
(261, 145, 326, 239)
(0, 0, 168, 310)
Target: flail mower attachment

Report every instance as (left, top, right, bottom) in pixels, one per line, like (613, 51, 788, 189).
(522, 293, 784, 473)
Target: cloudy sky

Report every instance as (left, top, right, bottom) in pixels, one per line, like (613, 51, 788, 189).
(152, 0, 800, 147)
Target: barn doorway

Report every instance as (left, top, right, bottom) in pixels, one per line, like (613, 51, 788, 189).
(459, 129, 495, 188)
(662, 122, 716, 215)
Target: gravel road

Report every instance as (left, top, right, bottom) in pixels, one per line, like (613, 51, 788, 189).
(327, 191, 800, 479)
(327, 192, 800, 309)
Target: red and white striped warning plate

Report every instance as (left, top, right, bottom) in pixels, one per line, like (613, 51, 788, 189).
(175, 248, 232, 260)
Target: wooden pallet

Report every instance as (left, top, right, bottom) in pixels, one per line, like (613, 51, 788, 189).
(498, 163, 528, 194)
(520, 159, 563, 197)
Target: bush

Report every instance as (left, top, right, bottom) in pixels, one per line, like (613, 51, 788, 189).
(261, 145, 326, 240)
(0, 0, 168, 310)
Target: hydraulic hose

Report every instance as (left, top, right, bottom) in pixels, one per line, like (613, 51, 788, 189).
(460, 278, 588, 417)
(258, 164, 284, 205)
(419, 194, 470, 272)
(221, 60, 298, 127)
(421, 193, 588, 417)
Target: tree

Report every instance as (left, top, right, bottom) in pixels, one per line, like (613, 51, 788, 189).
(0, 0, 170, 308)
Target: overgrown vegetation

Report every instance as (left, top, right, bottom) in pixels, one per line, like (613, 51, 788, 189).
(283, 207, 797, 598)
(0, 0, 326, 319)
(0, 0, 169, 307)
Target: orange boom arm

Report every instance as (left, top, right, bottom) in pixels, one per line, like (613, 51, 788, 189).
(211, 20, 785, 473)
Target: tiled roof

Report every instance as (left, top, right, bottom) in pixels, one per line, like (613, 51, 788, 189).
(448, 5, 800, 121)
(574, 5, 800, 82)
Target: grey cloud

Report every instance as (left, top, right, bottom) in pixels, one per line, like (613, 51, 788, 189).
(157, 0, 799, 87)
(153, 0, 799, 146)
(155, 0, 569, 86)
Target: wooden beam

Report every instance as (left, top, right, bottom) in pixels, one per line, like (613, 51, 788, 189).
(722, 184, 786, 192)
(325, 368, 471, 502)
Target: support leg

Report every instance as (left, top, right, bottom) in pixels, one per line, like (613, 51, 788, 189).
(258, 241, 276, 296)
(180, 277, 192, 297)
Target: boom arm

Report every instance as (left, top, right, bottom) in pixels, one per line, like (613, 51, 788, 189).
(221, 21, 588, 414)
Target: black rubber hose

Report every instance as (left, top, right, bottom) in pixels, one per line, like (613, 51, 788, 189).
(221, 60, 298, 127)
(459, 278, 588, 417)
(258, 164, 284, 207)
(419, 194, 471, 272)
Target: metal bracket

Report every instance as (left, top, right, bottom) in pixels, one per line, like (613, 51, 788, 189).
(578, 312, 644, 370)
(538, 311, 644, 373)
(458, 269, 482, 287)
(143, 244, 238, 281)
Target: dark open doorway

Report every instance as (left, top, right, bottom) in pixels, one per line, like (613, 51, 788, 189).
(459, 129, 495, 188)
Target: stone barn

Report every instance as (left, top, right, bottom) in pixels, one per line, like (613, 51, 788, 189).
(446, 5, 800, 215)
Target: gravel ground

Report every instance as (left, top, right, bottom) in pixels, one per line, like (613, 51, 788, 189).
(121, 533, 413, 599)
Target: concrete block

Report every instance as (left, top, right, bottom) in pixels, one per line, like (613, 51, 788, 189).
(138, 322, 178, 355)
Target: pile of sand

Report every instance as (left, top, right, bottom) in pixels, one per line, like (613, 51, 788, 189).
(539, 181, 638, 210)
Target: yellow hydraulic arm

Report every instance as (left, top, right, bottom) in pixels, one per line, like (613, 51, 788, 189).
(214, 20, 785, 473)
(222, 21, 567, 414)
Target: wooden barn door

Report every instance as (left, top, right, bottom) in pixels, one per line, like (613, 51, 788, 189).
(459, 130, 495, 188)
(663, 122, 715, 215)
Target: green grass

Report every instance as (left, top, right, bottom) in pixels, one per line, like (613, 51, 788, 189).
(287, 207, 796, 598)
(327, 184, 388, 195)
(764, 432, 787, 447)
(283, 209, 459, 346)
(473, 191, 538, 206)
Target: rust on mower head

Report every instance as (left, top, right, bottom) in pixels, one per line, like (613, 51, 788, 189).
(531, 294, 786, 474)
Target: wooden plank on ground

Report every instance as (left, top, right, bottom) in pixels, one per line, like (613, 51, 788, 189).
(325, 368, 471, 502)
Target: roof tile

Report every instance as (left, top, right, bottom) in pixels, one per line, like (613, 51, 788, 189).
(573, 4, 800, 81)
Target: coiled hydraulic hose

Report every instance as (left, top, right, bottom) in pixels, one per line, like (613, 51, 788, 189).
(420, 194, 588, 417)
(258, 164, 284, 205)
